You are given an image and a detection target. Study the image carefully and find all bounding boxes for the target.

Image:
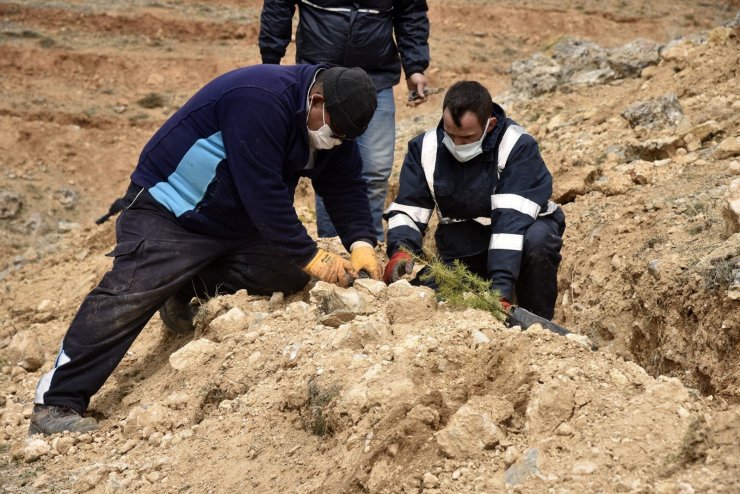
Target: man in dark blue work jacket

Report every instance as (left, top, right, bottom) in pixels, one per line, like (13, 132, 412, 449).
(383, 81, 566, 320)
(29, 65, 383, 435)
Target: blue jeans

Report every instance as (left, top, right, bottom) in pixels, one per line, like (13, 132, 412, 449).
(316, 87, 395, 241)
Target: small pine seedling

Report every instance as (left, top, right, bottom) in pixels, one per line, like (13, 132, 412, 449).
(407, 250, 508, 321)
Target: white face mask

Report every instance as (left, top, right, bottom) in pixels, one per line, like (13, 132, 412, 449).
(442, 120, 489, 163)
(307, 96, 342, 150)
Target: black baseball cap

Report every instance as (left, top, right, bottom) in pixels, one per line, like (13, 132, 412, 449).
(323, 67, 377, 139)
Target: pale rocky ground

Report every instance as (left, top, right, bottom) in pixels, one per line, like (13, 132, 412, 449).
(1, 1, 739, 493)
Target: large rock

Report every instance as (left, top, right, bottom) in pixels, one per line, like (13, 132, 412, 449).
(624, 136, 684, 162)
(680, 120, 722, 144)
(591, 171, 633, 196)
(436, 395, 513, 459)
(713, 137, 740, 160)
(510, 53, 561, 97)
(723, 178, 740, 235)
(352, 278, 388, 300)
(330, 317, 390, 350)
(510, 36, 661, 98)
(16, 438, 51, 462)
(51, 436, 75, 455)
(309, 282, 368, 316)
(385, 280, 437, 324)
(169, 338, 218, 370)
(207, 307, 251, 341)
(525, 377, 577, 437)
(7, 329, 45, 371)
(552, 38, 613, 85)
(335, 365, 419, 423)
(552, 165, 599, 203)
(621, 94, 684, 130)
(660, 39, 692, 62)
(607, 38, 661, 77)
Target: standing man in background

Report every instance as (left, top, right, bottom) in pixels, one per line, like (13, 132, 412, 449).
(259, 0, 431, 241)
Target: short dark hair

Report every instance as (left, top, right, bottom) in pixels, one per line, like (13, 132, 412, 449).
(443, 81, 493, 129)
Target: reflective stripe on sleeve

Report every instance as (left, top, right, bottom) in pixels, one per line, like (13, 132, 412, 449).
(301, 0, 383, 13)
(496, 125, 526, 177)
(489, 233, 524, 251)
(388, 214, 421, 233)
(491, 193, 541, 218)
(539, 200, 558, 216)
(420, 130, 438, 202)
(385, 202, 432, 224)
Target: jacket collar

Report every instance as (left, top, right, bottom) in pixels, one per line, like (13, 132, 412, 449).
(296, 64, 331, 131)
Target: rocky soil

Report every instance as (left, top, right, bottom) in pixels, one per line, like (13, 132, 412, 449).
(1, 1, 739, 493)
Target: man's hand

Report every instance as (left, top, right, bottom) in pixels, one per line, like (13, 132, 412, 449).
(500, 298, 512, 311)
(304, 249, 357, 288)
(406, 73, 429, 107)
(383, 251, 415, 284)
(350, 241, 382, 280)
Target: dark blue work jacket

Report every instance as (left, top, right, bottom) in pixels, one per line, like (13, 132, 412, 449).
(384, 103, 555, 298)
(131, 64, 375, 267)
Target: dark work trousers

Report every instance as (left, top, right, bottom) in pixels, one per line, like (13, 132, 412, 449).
(35, 183, 309, 414)
(413, 208, 566, 320)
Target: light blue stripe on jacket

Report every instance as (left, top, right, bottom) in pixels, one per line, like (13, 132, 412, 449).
(149, 132, 225, 217)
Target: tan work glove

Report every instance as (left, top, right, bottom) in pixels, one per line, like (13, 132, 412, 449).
(350, 241, 382, 280)
(304, 249, 357, 288)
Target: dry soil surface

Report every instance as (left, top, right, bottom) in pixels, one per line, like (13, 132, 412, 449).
(1, 1, 739, 493)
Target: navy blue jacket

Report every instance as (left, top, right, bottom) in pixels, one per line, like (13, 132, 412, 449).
(259, 0, 430, 90)
(131, 64, 375, 267)
(384, 104, 554, 299)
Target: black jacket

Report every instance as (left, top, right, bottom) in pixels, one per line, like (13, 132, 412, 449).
(259, 0, 430, 90)
(384, 104, 556, 299)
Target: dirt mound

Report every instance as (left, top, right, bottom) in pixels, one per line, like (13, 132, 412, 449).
(1, 1, 739, 492)
(527, 26, 740, 397)
(2, 242, 738, 492)
(2, 247, 739, 493)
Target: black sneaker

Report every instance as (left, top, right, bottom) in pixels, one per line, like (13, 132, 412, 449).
(28, 404, 98, 436)
(159, 296, 196, 334)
